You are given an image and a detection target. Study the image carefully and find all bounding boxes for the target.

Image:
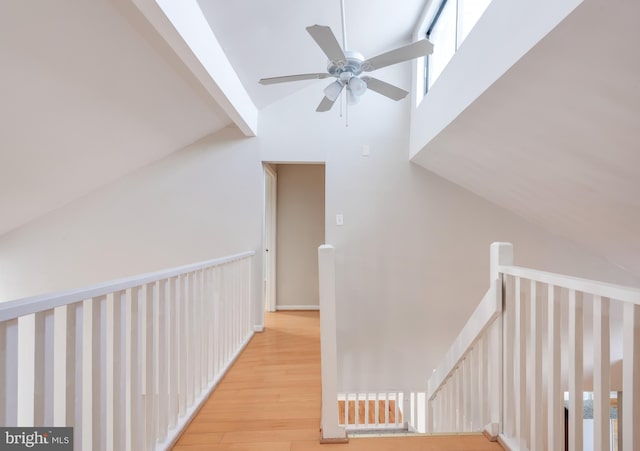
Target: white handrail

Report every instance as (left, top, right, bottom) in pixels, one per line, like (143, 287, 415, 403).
(0, 250, 256, 450)
(427, 242, 640, 449)
(427, 280, 500, 400)
(498, 264, 640, 305)
(0, 251, 255, 322)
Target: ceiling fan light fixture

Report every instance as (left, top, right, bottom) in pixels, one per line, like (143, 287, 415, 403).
(347, 89, 361, 106)
(258, 0, 434, 113)
(323, 80, 344, 102)
(348, 76, 367, 97)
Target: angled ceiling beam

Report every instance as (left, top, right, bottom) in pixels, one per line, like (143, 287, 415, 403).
(130, 0, 258, 136)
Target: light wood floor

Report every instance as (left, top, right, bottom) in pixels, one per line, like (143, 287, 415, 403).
(172, 311, 502, 451)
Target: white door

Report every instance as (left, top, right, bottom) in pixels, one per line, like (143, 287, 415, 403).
(264, 164, 277, 312)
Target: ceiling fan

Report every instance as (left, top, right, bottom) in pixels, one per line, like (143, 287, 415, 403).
(258, 0, 434, 112)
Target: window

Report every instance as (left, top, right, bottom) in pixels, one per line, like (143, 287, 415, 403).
(425, 0, 492, 91)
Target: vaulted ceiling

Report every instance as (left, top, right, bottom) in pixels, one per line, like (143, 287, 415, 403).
(2, 0, 638, 283)
(0, 0, 426, 237)
(197, 0, 427, 108)
(0, 0, 232, 236)
(411, 0, 640, 278)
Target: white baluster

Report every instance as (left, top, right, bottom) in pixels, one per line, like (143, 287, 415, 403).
(178, 275, 187, 417)
(184, 273, 194, 407)
(53, 305, 75, 427)
(106, 291, 123, 451)
(488, 314, 502, 433)
(364, 393, 369, 427)
(385, 392, 390, 426)
(425, 395, 432, 434)
(199, 269, 206, 389)
(212, 266, 220, 377)
(142, 283, 156, 449)
(375, 392, 379, 427)
(593, 296, 610, 451)
(192, 272, 201, 397)
(125, 287, 140, 451)
(503, 275, 515, 438)
(568, 289, 584, 451)
(1, 318, 19, 426)
(481, 333, 489, 427)
(623, 302, 640, 451)
(206, 268, 214, 381)
(530, 281, 543, 451)
(17, 314, 37, 426)
(449, 380, 455, 431)
(233, 264, 238, 348)
(456, 367, 463, 431)
(440, 385, 446, 431)
(548, 285, 563, 451)
(514, 277, 528, 448)
(37, 310, 53, 426)
(221, 265, 228, 364)
(167, 277, 178, 428)
(157, 279, 168, 443)
(245, 258, 252, 335)
(82, 297, 102, 451)
(463, 356, 471, 431)
(409, 392, 415, 430)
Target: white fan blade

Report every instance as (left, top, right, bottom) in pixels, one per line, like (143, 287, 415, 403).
(259, 73, 330, 85)
(316, 96, 337, 112)
(363, 39, 434, 72)
(361, 77, 408, 101)
(306, 25, 346, 64)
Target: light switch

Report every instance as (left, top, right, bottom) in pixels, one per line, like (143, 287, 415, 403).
(336, 214, 344, 226)
(362, 144, 370, 156)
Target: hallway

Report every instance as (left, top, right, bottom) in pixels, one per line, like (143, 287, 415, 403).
(172, 311, 502, 450)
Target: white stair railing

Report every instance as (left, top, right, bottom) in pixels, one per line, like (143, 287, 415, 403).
(0, 251, 255, 451)
(337, 391, 411, 432)
(499, 261, 640, 451)
(428, 242, 640, 451)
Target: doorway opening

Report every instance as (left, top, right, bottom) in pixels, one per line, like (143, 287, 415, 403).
(263, 163, 326, 312)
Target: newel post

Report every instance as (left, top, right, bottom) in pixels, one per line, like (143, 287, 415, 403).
(487, 242, 513, 440)
(318, 245, 347, 442)
(490, 242, 513, 283)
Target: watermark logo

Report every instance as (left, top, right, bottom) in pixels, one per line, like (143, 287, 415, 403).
(0, 428, 72, 450)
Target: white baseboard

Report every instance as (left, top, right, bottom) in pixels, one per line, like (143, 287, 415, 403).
(276, 305, 320, 311)
(497, 434, 523, 451)
(254, 325, 264, 332)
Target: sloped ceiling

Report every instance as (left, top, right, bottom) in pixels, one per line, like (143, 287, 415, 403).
(412, 0, 640, 279)
(197, 0, 427, 109)
(0, 0, 232, 237)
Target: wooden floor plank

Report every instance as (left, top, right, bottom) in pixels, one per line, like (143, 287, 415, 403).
(172, 311, 501, 451)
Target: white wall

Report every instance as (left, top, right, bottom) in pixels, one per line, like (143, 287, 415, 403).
(410, 0, 582, 156)
(2, 58, 636, 394)
(259, 65, 640, 392)
(275, 164, 325, 308)
(0, 127, 265, 327)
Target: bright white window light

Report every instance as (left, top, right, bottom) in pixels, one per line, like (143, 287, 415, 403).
(425, 0, 493, 91)
(457, 0, 492, 45)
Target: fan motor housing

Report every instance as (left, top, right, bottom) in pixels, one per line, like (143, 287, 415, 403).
(327, 50, 364, 77)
